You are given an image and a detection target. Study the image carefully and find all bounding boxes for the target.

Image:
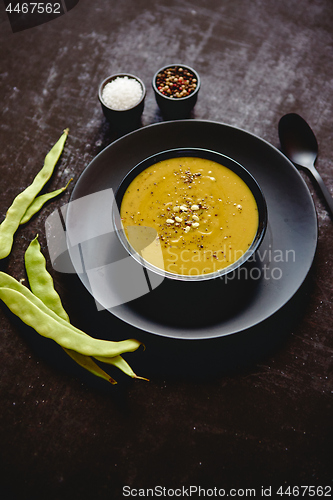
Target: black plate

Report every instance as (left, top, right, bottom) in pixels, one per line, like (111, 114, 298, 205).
(65, 120, 317, 339)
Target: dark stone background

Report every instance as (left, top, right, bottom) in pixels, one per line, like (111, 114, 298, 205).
(0, 1, 332, 499)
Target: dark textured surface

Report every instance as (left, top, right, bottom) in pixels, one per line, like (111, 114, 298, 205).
(0, 1, 332, 499)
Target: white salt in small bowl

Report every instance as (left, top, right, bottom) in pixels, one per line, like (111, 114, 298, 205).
(99, 73, 146, 132)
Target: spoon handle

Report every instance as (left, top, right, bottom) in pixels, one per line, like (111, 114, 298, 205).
(308, 166, 333, 216)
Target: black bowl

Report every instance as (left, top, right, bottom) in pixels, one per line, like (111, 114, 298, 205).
(113, 148, 267, 283)
(98, 73, 146, 132)
(152, 64, 200, 120)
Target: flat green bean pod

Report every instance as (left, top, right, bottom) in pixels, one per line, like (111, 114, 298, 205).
(20, 179, 73, 225)
(0, 270, 75, 323)
(0, 272, 117, 383)
(24, 235, 70, 322)
(95, 354, 149, 381)
(64, 349, 117, 384)
(0, 129, 68, 260)
(0, 271, 142, 348)
(0, 269, 147, 383)
(24, 238, 146, 381)
(24, 239, 119, 383)
(0, 287, 142, 357)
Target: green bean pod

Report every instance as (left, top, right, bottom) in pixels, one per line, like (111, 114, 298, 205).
(24, 238, 148, 381)
(24, 238, 119, 383)
(0, 287, 142, 357)
(95, 354, 149, 381)
(20, 179, 73, 225)
(0, 271, 142, 350)
(64, 349, 117, 384)
(0, 271, 117, 384)
(0, 129, 68, 260)
(24, 235, 69, 322)
(0, 270, 74, 324)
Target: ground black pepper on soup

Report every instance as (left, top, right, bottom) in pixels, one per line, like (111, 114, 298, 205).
(120, 157, 259, 276)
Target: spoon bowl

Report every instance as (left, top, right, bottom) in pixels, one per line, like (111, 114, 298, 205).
(278, 113, 333, 217)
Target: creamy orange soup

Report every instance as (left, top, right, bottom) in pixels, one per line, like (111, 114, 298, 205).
(120, 157, 259, 276)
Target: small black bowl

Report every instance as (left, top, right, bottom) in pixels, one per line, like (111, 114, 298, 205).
(99, 73, 146, 132)
(113, 148, 267, 283)
(152, 64, 201, 120)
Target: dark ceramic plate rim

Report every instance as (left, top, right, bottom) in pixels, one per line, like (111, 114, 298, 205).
(66, 119, 318, 340)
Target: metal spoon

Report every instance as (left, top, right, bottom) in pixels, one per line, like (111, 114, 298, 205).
(278, 112, 333, 216)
